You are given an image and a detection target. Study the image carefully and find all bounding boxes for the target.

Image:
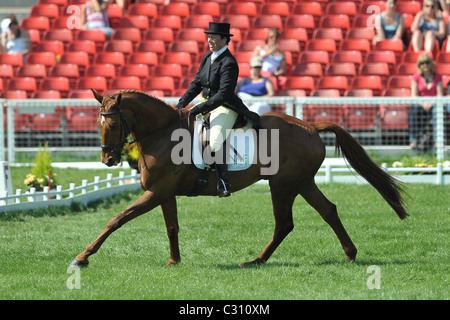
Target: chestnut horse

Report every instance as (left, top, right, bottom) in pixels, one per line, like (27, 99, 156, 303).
(70, 89, 408, 268)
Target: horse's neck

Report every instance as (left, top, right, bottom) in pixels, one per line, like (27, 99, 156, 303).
(125, 96, 178, 135)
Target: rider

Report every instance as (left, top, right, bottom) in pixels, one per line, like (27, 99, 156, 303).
(176, 22, 260, 197)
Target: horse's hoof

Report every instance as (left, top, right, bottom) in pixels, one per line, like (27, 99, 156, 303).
(70, 258, 89, 268)
(166, 259, 180, 266)
(239, 258, 265, 267)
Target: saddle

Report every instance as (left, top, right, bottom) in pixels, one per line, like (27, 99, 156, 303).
(189, 114, 256, 196)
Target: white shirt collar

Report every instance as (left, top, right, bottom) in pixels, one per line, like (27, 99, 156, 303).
(211, 45, 228, 63)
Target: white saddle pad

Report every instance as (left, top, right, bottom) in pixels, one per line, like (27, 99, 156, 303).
(192, 115, 255, 171)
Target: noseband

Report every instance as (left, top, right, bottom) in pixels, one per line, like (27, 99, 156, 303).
(99, 99, 134, 153)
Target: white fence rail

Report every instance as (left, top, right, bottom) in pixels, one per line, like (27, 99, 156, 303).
(0, 169, 141, 214)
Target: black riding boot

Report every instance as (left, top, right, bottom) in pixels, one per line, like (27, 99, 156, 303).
(214, 163, 231, 197)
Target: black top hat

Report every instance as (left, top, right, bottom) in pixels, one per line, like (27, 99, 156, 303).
(204, 22, 234, 37)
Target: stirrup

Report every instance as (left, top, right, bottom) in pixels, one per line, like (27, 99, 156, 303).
(217, 179, 231, 197)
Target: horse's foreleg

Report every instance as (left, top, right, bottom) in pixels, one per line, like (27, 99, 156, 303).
(70, 190, 161, 267)
(300, 183, 357, 261)
(161, 196, 181, 266)
(239, 188, 296, 267)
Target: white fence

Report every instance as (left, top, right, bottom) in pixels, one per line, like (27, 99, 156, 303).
(0, 169, 141, 213)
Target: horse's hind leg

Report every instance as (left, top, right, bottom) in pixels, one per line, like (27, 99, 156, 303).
(239, 187, 296, 267)
(161, 196, 181, 266)
(299, 182, 357, 261)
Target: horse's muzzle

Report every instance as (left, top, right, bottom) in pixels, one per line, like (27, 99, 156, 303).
(102, 151, 121, 167)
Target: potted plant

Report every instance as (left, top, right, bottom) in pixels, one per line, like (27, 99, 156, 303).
(24, 142, 57, 191)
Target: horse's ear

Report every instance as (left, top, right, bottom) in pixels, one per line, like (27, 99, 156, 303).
(91, 88, 103, 104)
(115, 92, 122, 105)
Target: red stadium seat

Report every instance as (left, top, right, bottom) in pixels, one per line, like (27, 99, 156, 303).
(103, 40, 134, 58)
(373, 39, 404, 62)
(397, 63, 417, 75)
(350, 75, 383, 96)
(110, 76, 142, 91)
(135, 40, 166, 56)
(34, 40, 65, 57)
(0, 64, 14, 87)
(60, 51, 90, 76)
(74, 29, 106, 52)
(401, 50, 432, 63)
(168, 40, 200, 63)
(293, 2, 322, 24)
(383, 88, 411, 96)
(434, 63, 450, 76)
(177, 28, 207, 47)
(386, 75, 413, 90)
(317, 76, 349, 95)
(345, 89, 374, 97)
(162, 52, 192, 70)
(67, 40, 97, 63)
(261, 3, 290, 18)
(245, 28, 270, 41)
(85, 64, 116, 84)
(49, 63, 80, 87)
(43, 29, 73, 48)
(111, 28, 142, 45)
(17, 64, 47, 87)
(184, 15, 214, 29)
(7, 77, 37, 98)
(396, 0, 422, 15)
(0, 53, 23, 73)
(20, 16, 50, 37)
(152, 64, 183, 88)
(29, 112, 62, 131)
(313, 28, 344, 47)
(39, 76, 70, 98)
(127, 52, 159, 70)
(144, 76, 175, 96)
(332, 50, 364, 69)
(285, 14, 317, 37)
(143, 27, 174, 47)
(252, 15, 283, 31)
(118, 16, 149, 33)
(298, 51, 330, 71)
(127, 3, 158, 18)
(360, 1, 386, 15)
(280, 28, 308, 50)
(236, 40, 265, 52)
(161, 2, 190, 19)
(339, 39, 371, 59)
(379, 105, 409, 129)
(192, 2, 221, 18)
(342, 104, 376, 129)
(93, 52, 125, 72)
(305, 39, 337, 58)
(346, 27, 376, 41)
(153, 16, 182, 32)
(365, 50, 397, 74)
(76, 76, 108, 93)
(225, 2, 258, 17)
(32, 90, 61, 99)
(107, 3, 124, 28)
(220, 15, 250, 32)
(325, 63, 357, 84)
(25, 52, 56, 70)
(291, 63, 323, 82)
(282, 76, 315, 95)
(359, 62, 390, 84)
(319, 14, 351, 31)
(118, 64, 150, 87)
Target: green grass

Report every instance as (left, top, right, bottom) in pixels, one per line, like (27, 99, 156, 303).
(0, 179, 448, 300)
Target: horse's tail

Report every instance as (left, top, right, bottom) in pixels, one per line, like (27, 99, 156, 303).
(311, 122, 409, 220)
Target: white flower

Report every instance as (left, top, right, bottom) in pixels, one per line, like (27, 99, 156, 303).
(392, 161, 404, 168)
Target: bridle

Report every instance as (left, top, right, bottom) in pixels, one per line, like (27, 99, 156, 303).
(99, 99, 135, 153)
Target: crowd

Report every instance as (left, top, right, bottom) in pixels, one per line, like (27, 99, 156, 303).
(1, 0, 449, 151)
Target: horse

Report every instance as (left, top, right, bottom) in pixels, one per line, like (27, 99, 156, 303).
(70, 89, 408, 268)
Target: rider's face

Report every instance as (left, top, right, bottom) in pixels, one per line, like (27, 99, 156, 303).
(207, 34, 226, 52)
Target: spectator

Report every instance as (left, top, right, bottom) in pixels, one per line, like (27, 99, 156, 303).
(372, 0, 405, 47)
(410, 0, 446, 52)
(81, 0, 114, 39)
(0, 14, 31, 60)
(252, 28, 287, 77)
(236, 56, 275, 115)
(409, 54, 443, 150)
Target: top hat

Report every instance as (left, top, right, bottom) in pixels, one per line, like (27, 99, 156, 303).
(204, 22, 234, 37)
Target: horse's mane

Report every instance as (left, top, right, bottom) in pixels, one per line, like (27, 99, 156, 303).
(107, 89, 175, 110)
